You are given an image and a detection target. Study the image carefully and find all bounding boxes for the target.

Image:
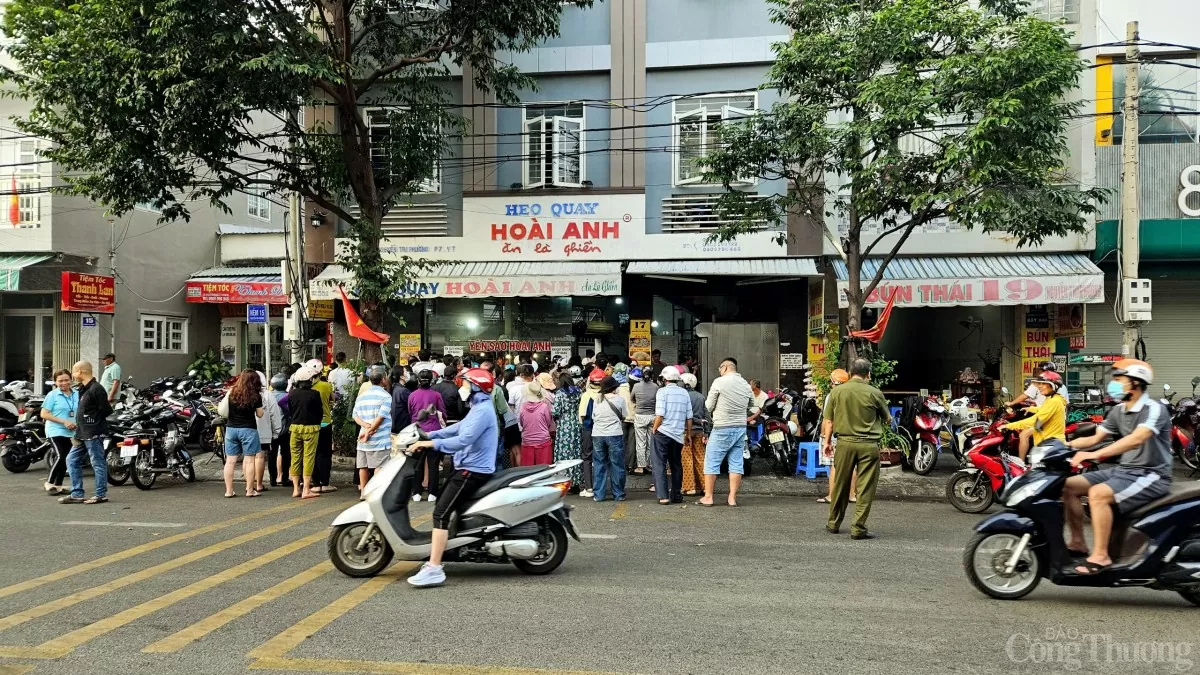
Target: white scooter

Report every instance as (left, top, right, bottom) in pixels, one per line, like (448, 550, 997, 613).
(328, 424, 583, 578)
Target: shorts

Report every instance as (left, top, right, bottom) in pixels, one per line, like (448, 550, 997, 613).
(503, 423, 522, 450)
(432, 469, 492, 530)
(1084, 466, 1170, 514)
(704, 426, 747, 475)
(356, 448, 389, 469)
(224, 427, 261, 457)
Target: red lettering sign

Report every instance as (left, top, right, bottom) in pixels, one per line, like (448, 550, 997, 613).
(61, 272, 116, 314)
(185, 280, 287, 304)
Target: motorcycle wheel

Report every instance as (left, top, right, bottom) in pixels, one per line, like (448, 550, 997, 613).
(131, 450, 157, 490)
(1177, 589, 1200, 607)
(107, 456, 131, 486)
(912, 440, 938, 475)
(512, 516, 569, 576)
(45, 443, 59, 471)
(181, 461, 196, 483)
(328, 523, 393, 578)
(2, 452, 30, 473)
(964, 532, 1041, 600)
(946, 471, 994, 514)
(1179, 445, 1200, 472)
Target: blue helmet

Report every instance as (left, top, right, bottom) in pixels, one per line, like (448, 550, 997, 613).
(629, 367, 643, 382)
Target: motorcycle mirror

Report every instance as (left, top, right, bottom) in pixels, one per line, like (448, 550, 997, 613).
(1164, 384, 1172, 392)
(1000, 386, 1010, 395)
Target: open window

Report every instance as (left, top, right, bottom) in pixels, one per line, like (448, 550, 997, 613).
(671, 93, 758, 187)
(365, 107, 440, 194)
(523, 103, 585, 188)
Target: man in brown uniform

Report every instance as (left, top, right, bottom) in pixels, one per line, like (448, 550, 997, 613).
(821, 358, 891, 539)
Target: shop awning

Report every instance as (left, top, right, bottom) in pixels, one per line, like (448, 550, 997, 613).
(830, 253, 1105, 308)
(310, 261, 623, 300)
(0, 254, 52, 291)
(626, 258, 819, 279)
(186, 266, 286, 304)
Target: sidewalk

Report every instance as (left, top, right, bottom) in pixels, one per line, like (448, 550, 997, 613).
(193, 453, 949, 501)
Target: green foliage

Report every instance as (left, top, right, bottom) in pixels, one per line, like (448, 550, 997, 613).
(702, 0, 1107, 328)
(811, 326, 898, 398)
(186, 347, 233, 382)
(332, 386, 360, 457)
(2, 0, 592, 314)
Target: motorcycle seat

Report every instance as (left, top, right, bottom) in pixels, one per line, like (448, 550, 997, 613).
(1129, 482, 1200, 518)
(469, 466, 551, 502)
(1071, 422, 1097, 438)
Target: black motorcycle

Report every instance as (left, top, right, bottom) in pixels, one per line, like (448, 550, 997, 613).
(965, 439, 1200, 603)
(0, 421, 51, 473)
(123, 401, 196, 489)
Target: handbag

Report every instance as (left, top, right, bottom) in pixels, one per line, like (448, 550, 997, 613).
(217, 392, 230, 418)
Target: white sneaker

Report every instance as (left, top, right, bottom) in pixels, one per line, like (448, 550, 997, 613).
(412, 494, 422, 502)
(580, 489, 594, 498)
(407, 562, 446, 587)
(426, 494, 437, 503)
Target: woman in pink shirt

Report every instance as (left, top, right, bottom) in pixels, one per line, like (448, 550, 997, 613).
(519, 380, 554, 466)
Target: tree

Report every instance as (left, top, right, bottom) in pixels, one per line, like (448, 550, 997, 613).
(2, 0, 590, 331)
(702, 0, 1106, 360)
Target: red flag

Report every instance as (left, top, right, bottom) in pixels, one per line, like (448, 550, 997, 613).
(849, 288, 899, 344)
(337, 285, 388, 344)
(8, 176, 19, 227)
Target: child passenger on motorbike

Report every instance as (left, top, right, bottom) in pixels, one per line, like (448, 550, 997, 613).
(1004, 371, 1066, 463)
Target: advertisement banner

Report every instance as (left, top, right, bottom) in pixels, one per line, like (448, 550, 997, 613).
(398, 334, 422, 356)
(468, 340, 554, 353)
(443, 346, 464, 358)
(186, 280, 287, 304)
(61, 272, 115, 313)
(1021, 308, 1054, 378)
(808, 280, 825, 336)
(836, 275, 1104, 308)
(628, 319, 652, 361)
(310, 274, 621, 300)
(308, 300, 334, 320)
(550, 345, 573, 361)
(1053, 303, 1086, 350)
(808, 332, 829, 362)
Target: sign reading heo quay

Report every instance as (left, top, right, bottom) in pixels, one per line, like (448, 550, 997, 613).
(186, 280, 287, 304)
(61, 272, 115, 313)
(837, 275, 1105, 308)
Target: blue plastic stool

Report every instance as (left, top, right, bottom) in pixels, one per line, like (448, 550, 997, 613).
(795, 441, 829, 480)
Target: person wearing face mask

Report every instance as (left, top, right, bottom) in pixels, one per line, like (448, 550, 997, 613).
(405, 368, 499, 588)
(1064, 359, 1172, 575)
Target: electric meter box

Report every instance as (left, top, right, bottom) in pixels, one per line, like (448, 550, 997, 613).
(1122, 278, 1152, 322)
(283, 307, 299, 340)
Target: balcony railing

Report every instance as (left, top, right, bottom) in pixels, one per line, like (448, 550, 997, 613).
(661, 194, 772, 233)
(347, 201, 449, 238)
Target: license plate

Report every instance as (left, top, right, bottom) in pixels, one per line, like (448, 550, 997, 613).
(120, 446, 138, 458)
(769, 431, 786, 444)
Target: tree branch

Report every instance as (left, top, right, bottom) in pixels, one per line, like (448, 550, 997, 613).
(859, 219, 921, 304)
(355, 35, 456, 96)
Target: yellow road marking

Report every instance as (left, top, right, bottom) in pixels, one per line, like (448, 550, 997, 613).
(142, 560, 333, 653)
(0, 502, 344, 634)
(0, 665, 33, 675)
(247, 569, 408, 660)
(38, 530, 331, 656)
(250, 656, 638, 674)
(609, 502, 627, 520)
(0, 500, 307, 599)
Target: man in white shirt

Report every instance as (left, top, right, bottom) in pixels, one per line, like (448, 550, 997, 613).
(507, 364, 536, 410)
(701, 357, 758, 507)
(328, 352, 354, 396)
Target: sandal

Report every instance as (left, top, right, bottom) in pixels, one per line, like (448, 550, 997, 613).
(1073, 560, 1111, 575)
(83, 496, 108, 504)
(301, 492, 320, 499)
(245, 491, 259, 498)
(696, 500, 714, 507)
(225, 493, 237, 498)
(816, 496, 831, 504)
(658, 499, 671, 505)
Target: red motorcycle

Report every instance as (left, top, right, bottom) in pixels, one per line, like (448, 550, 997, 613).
(946, 404, 1032, 513)
(902, 395, 949, 475)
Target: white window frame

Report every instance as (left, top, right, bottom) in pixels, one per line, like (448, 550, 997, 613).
(522, 102, 586, 189)
(671, 92, 758, 187)
(140, 314, 188, 354)
(364, 107, 441, 194)
(247, 185, 271, 221)
(15, 174, 41, 228)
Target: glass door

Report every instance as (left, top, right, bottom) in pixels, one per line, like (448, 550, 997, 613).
(1, 313, 54, 391)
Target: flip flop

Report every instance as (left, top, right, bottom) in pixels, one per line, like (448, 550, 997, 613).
(658, 499, 671, 505)
(225, 493, 237, 498)
(727, 502, 739, 507)
(1073, 561, 1111, 575)
(696, 500, 714, 507)
(816, 497, 831, 504)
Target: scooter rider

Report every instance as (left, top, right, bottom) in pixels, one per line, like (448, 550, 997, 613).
(404, 367, 498, 587)
(1005, 370, 1067, 463)
(1064, 359, 1173, 575)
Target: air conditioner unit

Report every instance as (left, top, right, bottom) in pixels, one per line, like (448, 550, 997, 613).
(283, 307, 299, 341)
(1122, 278, 1152, 322)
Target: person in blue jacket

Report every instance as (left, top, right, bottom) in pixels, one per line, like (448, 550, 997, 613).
(404, 367, 498, 587)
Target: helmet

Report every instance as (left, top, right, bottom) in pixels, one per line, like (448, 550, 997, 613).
(587, 368, 607, 383)
(1031, 371, 1063, 386)
(270, 374, 287, 391)
(661, 366, 681, 382)
(830, 368, 849, 385)
(455, 367, 495, 394)
(568, 365, 581, 377)
(613, 362, 629, 374)
(1038, 361, 1058, 373)
(1113, 358, 1153, 385)
(629, 367, 643, 381)
(680, 373, 698, 389)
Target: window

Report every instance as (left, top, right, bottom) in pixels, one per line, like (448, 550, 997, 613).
(141, 315, 188, 354)
(523, 103, 584, 188)
(247, 185, 271, 220)
(16, 175, 41, 228)
(16, 141, 37, 172)
(135, 202, 162, 213)
(365, 108, 440, 194)
(672, 93, 756, 186)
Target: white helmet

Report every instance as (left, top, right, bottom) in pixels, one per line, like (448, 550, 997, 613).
(661, 365, 681, 382)
(1113, 359, 1154, 385)
(680, 373, 698, 389)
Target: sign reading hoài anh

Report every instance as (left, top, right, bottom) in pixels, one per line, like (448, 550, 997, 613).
(61, 272, 115, 313)
(838, 275, 1104, 308)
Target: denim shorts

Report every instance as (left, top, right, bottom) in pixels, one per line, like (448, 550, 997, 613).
(704, 426, 747, 475)
(224, 427, 261, 457)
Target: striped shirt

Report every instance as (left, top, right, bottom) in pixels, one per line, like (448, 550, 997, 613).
(353, 385, 393, 453)
(654, 384, 692, 443)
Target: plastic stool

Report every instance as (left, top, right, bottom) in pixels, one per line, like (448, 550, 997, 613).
(795, 441, 829, 480)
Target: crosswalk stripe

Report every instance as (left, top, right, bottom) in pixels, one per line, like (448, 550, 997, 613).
(0, 500, 306, 600)
(37, 530, 331, 656)
(141, 560, 333, 654)
(0, 501, 344, 634)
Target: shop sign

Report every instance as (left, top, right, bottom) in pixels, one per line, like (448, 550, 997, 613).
(81, 315, 97, 328)
(311, 274, 621, 300)
(808, 280, 825, 336)
(469, 340, 553, 353)
(308, 300, 334, 320)
(1069, 353, 1123, 365)
(61, 272, 115, 313)
(1025, 305, 1050, 329)
(780, 353, 805, 370)
(808, 332, 828, 362)
(1180, 165, 1200, 218)
(186, 280, 287, 304)
(443, 346, 464, 358)
(550, 345, 572, 361)
(838, 275, 1104, 308)
(246, 304, 268, 325)
(1021, 317, 1053, 378)
(1053, 303, 1086, 350)
(399, 334, 422, 356)
(629, 319, 652, 360)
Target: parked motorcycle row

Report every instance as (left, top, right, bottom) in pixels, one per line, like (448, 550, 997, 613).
(0, 371, 229, 492)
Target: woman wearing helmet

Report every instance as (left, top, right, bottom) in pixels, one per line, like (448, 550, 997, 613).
(406, 368, 499, 587)
(1064, 359, 1173, 575)
(1011, 361, 1068, 406)
(1004, 370, 1067, 463)
(574, 368, 608, 498)
(408, 366, 448, 503)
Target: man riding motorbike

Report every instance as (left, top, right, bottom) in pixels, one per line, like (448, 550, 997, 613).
(404, 367, 499, 587)
(1004, 370, 1067, 463)
(1064, 359, 1173, 575)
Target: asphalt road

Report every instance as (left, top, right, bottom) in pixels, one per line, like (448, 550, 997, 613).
(0, 463, 1194, 675)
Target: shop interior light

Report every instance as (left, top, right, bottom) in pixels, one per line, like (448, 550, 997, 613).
(614, 297, 623, 305)
(464, 317, 480, 330)
(532, 353, 539, 358)
(651, 320, 659, 328)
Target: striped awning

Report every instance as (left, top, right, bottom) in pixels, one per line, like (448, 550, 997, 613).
(829, 253, 1102, 281)
(0, 254, 52, 291)
(309, 262, 622, 300)
(626, 258, 818, 277)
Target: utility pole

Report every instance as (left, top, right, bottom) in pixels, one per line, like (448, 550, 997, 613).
(108, 216, 117, 354)
(1120, 21, 1141, 356)
(287, 191, 306, 364)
